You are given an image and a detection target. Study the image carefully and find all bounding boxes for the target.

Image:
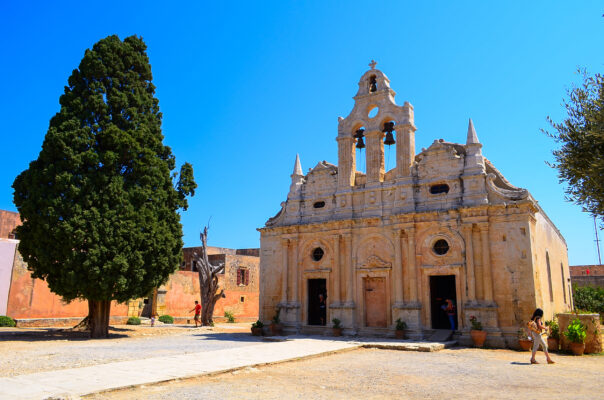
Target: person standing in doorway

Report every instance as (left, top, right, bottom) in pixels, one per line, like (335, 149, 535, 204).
(528, 308, 555, 364)
(318, 293, 327, 326)
(442, 299, 456, 331)
(190, 300, 202, 327)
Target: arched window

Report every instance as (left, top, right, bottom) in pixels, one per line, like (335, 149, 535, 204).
(546, 252, 553, 302)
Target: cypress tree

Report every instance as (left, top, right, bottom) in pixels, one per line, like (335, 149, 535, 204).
(12, 35, 196, 338)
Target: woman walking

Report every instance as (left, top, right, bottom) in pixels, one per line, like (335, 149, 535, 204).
(528, 308, 555, 364)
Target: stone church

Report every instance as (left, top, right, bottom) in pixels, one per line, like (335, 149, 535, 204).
(258, 63, 571, 347)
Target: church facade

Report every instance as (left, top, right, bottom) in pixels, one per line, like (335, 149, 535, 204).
(258, 64, 571, 347)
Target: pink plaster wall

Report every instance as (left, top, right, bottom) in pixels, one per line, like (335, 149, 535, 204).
(0, 239, 17, 315)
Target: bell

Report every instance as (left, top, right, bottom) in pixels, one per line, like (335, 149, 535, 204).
(354, 128, 365, 139)
(356, 136, 365, 149)
(383, 121, 395, 132)
(384, 132, 395, 146)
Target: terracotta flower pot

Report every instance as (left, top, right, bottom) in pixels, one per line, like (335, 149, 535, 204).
(470, 330, 487, 347)
(333, 327, 343, 337)
(251, 327, 263, 336)
(270, 323, 282, 336)
(570, 342, 585, 356)
(395, 330, 405, 339)
(547, 337, 559, 352)
(518, 339, 532, 351)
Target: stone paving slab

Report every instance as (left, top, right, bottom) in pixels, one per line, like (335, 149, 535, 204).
(0, 336, 453, 400)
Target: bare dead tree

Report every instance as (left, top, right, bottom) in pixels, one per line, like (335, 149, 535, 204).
(193, 226, 225, 326)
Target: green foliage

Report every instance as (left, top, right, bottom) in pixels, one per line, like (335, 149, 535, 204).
(251, 320, 264, 329)
(332, 318, 342, 329)
(573, 285, 604, 316)
(564, 318, 587, 343)
(544, 71, 604, 224)
(158, 315, 173, 324)
(127, 316, 141, 325)
(12, 35, 197, 306)
(517, 329, 529, 339)
(272, 309, 281, 324)
(0, 316, 16, 327)
(545, 318, 560, 339)
(224, 310, 235, 323)
(469, 315, 482, 331)
(395, 318, 407, 331)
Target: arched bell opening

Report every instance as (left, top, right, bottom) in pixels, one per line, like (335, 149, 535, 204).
(353, 124, 367, 174)
(382, 120, 397, 174)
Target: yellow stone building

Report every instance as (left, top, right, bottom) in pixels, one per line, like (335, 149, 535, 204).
(258, 63, 571, 347)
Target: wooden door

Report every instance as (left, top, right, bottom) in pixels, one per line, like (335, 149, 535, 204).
(364, 277, 387, 327)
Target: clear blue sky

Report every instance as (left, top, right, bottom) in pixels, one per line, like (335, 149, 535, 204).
(0, 1, 602, 265)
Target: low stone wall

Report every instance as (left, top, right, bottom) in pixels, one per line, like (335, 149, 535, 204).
(558, 313, 602, 354)
(14, 316, 129, 328)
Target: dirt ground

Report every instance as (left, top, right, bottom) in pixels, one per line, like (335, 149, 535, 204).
(85, 347, 604, 400)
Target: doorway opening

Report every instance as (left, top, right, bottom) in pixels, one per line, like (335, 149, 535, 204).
(308, 278, 327, 326)
(429, 275, 457, 330)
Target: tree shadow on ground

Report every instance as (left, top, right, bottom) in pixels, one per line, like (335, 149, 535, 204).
(510, 361, 531, 365)
(0, 327, 129, 342)
(191, 331, 279, 343)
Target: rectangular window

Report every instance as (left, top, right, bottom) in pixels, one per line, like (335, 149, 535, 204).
(237, 268, 249, 286)
(192, 260, 198, 272)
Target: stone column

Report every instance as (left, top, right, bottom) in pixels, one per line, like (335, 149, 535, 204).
(407, 227, 417, 302)
(479, 223, 493, 302)
(332, 234, 341, 305)
(462, 224, 476, 302)
(337, 136, 356, 188)
(365, 130, 384, 183)
(344, 234, 354, 305)
(393, 230, 403, 304)
(291, 238, 299, 304)
(396, 123, 416, 177)
(281, 239, 289, 305)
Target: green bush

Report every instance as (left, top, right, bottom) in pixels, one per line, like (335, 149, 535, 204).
(332, 318, 342, 329)
(0, 316, 16, 327)
(545, 318, 559, 339)
(573, 285, 604, 317)
(395, 318, 408, 331)
(127, 316, 141, 325)
(158, 315, 174, 324)
(251, 320, 264, 329)
(224, 310, 235, 323)
(564, 318, 587, 344)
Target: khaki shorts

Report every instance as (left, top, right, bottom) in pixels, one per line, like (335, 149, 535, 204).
(194, 314, 200, 321)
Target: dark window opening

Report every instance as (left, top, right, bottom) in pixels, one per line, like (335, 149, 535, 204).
(240, 296, 245, 303)
(312, 247, 324, 261)
(313, 201, 325, 208)
(560, 263, 567, 304)
(430, 184, 449, 194)
(433, 239, 450, 255)
(192, 260, 198, 272)
(369, 75, 377, 92)
(237, 268, 249, 286)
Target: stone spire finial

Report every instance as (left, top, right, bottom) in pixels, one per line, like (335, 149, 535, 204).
(466, 118, 480, 145)
(369, 60, 377, 70)
(292, 154, 303, 176)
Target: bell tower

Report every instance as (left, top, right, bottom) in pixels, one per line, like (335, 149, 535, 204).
(336, 62, 417, 188)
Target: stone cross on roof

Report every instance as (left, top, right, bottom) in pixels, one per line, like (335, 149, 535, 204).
(369, 60, 377, 70)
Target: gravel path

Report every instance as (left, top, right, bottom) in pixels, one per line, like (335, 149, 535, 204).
(0, 324, 260, 377)
(86, 348, 604, 400)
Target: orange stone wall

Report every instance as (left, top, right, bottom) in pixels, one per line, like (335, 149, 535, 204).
(0, 210, 21, 239)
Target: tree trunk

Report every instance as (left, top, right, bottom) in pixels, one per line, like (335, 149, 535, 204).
(196, 226, 225, 326)
(89, 299, 111, 338)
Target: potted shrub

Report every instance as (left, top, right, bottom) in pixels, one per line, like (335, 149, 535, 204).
(517, 328, 532, 351)
(395, 318, 407, 339)
(564, 318, 587, 356)
(332, 318, 343, 336)
(545, 318, 559, 351)
(270, 309, 283, 335)
(251, 320, 264, 336)
(469, 315, 487, 347)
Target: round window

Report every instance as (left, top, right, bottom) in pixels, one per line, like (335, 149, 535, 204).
(312, 247, 324, 261)
(433, 239, 449, 255)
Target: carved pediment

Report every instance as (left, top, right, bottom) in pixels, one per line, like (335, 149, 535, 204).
(359, 255, 391, 270)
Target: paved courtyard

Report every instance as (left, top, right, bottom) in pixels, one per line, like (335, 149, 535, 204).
(86, 347, 604, 400)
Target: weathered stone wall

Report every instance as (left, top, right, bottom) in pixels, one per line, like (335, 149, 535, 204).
(530, 211, 572, 319)
(0, 210, 21, 239)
